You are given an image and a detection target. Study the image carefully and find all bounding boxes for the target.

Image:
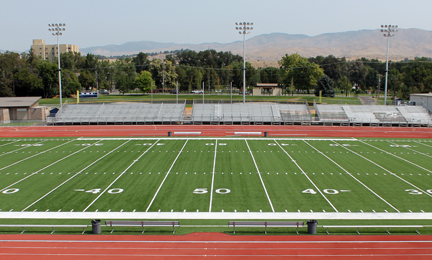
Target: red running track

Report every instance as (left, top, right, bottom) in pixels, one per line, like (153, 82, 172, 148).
(1, 233, 432, 260)
(2, 125, 432, 138)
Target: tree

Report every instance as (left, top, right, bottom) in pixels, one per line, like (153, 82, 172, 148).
(78, 70, 95, 90)
(280, 53, 324, 93)
(134, 71, 154, 93)
(132, 52, 150, 74)
(314, 75, 335, 97)
(36, 61, 58, 98)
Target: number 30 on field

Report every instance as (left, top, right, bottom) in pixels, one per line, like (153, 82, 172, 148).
(193, 188, 231, 194)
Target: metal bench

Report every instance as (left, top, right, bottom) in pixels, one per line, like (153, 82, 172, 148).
(105, 220, 180, 234)
(228, 221, 304, 234)
(322, 225, 423, 235)
(0, 224, 88, 234)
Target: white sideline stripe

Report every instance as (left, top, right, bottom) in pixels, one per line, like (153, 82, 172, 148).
(245, 140, 275, 212)
(274, 139, 339, 212)
(209, 139, 218, 212)
(2, 211, 432, 220)
(0, 139, 76, 171)
(22, 140, 131, 212)
(0, 140, 46, 158)
(304, 140, 400, 213)
(0, 140, 97, 193)
(335, 141, 432, 199)
(145, 140, 189, 212)
(362, 140, 432, 175)
(0, 140, 19, 148)
(387, 140, 432, 159)
(83, 140, 159, 212)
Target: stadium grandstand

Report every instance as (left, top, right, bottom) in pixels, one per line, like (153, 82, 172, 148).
(314, 101, 432, 127)
(48, 99, 432, 126)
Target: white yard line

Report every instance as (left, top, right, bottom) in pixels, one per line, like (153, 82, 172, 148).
(145, 140, 188, 212)
(360, 140, 432, 175)
(0, 140, 47, 158)
(0, 140, 19, 147)
(415, 141, 432, 149)
(274, 139, 339, 212)
(83, 140, 159, 212)
(304, 140, 400, 213)
(77, 137, 357, 141)
(386, 140, 432, 159)
(245, 140, 275, 212)
(0, 139, 76, 171)
(334, 140, 432, 199)
(209, 139, 218, 212)
(0, 140, 100, 193)
(21, 140, 131, 212)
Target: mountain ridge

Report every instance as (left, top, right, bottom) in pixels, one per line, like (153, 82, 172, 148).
(80, 29, 432, 61)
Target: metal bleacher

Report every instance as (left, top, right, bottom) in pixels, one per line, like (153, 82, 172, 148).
(315, 103, 432, 126)
(190, 101, 311, 125)
(49, 99, 432, 127)
(52, 102, 186, 125)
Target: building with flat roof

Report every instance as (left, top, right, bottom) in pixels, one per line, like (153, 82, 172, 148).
(410, 93, 432, 112)
(31, 39, 79, 61)
(0, 97, 50, 122)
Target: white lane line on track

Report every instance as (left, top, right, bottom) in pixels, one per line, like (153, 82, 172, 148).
(83, 140, 160, 212)
(275, 139, 338, 212)
(145, 140, 188, 212)
(0, 140, 98, 193)
(335, 140, 432, 199)
(209, 139, 218, 212)
(245, 140, 275, 212)
(0, 139, 76, 171)
(22, 140, 131, 212)
(304, 140, 400, 213)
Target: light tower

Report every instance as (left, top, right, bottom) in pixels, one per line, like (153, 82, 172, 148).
(48, 23, 66, 110)
(235, 22, 253, 104)
(380, 24, 398, 105)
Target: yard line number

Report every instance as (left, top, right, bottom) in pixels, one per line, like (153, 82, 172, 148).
(405, 189, 432, 195)
(302, 189, 351, 195)
(74, 188, 124, 194)
(193, 188, 231, 194)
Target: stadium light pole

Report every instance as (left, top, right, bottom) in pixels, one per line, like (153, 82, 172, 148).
(381, 24, 398, 105)
(48, 23, 66, 110)
(235, 22, 253, 104)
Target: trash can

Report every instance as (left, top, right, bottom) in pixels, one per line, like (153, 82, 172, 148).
(307, 220, 318, 234)
(91, 219, 101, 234)
(168, 131, 172, 137)
(264, 132, 268, 137)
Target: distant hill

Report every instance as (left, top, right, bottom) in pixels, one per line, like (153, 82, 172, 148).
(80, 29, 432, 61)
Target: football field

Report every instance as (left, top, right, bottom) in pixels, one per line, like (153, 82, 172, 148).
(1, 137, 432, 215)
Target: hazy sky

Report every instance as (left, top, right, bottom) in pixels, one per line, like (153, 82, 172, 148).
(1, 0, 431, 52)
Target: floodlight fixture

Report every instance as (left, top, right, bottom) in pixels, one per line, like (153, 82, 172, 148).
(235, 21, 254, 104)
(48, 22, 66, 110)
(380, 24, 398, 105)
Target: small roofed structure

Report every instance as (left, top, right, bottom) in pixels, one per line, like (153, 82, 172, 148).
(0, 97, 50, 122)
(253, 83, 282, 96)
